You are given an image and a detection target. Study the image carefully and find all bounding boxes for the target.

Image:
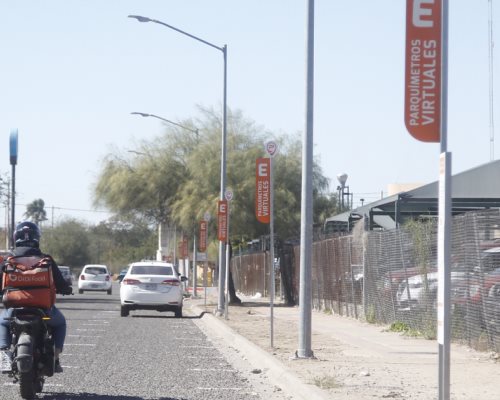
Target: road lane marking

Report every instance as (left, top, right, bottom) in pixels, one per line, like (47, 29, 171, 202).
(67, 335, 102, 338)
(188, 368, 236, 372)
(64, 343, 97, 346)
(75, 328, 106, 332)
(187, 355, 224, 359)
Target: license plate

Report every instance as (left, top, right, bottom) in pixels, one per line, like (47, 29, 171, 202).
(91, 284, 99, 288)
(145, 283, 157, 291)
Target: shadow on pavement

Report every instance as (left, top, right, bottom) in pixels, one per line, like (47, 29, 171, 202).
(57, 297, 117, 305)
(41, 393, 188, 400)
(130, 312, 207, 319)
(233, 301, 292, 308)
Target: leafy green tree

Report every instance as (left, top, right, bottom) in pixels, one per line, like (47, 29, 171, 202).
(93, 137, 189, 232)
(88, 217, 156, 272)
(24, 199, 48, 225)
(93, 106, 339, 247)
(43, 218, 91, 267)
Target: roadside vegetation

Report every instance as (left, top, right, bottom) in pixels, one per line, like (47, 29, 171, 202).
(0, 107, 339, 273)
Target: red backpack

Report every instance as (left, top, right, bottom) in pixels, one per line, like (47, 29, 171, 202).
(2, 255, 56, 309)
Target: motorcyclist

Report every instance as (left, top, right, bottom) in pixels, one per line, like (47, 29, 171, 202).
(0, 221, 72, 373)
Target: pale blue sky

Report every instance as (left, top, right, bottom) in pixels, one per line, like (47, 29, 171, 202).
(0, 1, 497, 226)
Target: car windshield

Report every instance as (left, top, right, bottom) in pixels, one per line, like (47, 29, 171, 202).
(60, 269, 70, 276)
(85, 267, 107, 275)
(131, 265, 173, 276)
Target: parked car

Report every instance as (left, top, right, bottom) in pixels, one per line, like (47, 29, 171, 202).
(117, 268, 129, 283)
(78, 264, 112, 295)
(379, 266, 436, 306)
(59, 266, 73, 286)
(119, 261, 187, 318)
(396, 272, 438, 310)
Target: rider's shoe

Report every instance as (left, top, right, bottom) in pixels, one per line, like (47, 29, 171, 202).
(0, 349, 12, 372)
(54, 358, 63, 373)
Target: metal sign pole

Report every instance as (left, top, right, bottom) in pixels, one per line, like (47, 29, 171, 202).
(224, 189, 233, 320)
(438, 1, 451, 399)
(9, 130, 18, 249)
(193, 235, 197, 298)
(224, 208, 230, 320)
(269, 156, 275, 348)
(264, 141, 278, 348)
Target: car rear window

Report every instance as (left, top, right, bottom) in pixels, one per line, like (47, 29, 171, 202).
(85, 267, 107, 275)
(131, 265, 173, 276)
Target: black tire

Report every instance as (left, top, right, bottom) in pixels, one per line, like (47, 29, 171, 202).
(78, 289, 83, 294)
(175, 307, 183, 318)
(120, 306, 129, 317)
(35, 377, 44, 393)
(19, 369, 36, 399)
(107, 288, 112, 295)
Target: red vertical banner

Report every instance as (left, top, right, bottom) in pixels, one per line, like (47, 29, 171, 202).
(179, 237, 188, 258)
(404, 0, 442, 142)
(255, 158, 270, 224)
(217, 200, 228, 242)
(199, 220, 207, 252)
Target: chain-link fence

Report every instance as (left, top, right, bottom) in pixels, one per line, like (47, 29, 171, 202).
(231, 209, 500, 353)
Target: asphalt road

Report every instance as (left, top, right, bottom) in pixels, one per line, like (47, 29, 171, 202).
(0, 282, 285, 400)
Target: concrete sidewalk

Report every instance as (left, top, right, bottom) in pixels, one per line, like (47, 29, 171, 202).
(185, 292, 499, 400)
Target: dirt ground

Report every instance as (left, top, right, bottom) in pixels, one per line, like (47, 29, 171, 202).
(193, 295, 500, 400)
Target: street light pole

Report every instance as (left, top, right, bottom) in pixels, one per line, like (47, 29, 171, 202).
(131, 112, 199, 137)
(297, 0, 315, 360)
(129, 15, 228, 314)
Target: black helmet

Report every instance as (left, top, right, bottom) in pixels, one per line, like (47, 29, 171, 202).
(13, 221, 41, 248)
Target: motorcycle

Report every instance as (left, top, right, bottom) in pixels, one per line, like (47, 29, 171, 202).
(4, 307, 56, 399)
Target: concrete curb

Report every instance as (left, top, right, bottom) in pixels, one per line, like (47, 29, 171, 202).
(187, 303, 330, 400)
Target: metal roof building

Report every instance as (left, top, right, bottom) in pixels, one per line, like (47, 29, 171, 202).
(325, 159, 500, 232)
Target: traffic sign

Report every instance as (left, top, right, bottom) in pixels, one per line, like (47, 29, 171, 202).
(225, 188, 234, 202)
(199, 220, 208, 252)
(404, 0, 442, 142)
(265, 140, 279, 157)
(217, 200, 228, 242)
(255, 158, 270, 224)
(10, 129, 18, 166)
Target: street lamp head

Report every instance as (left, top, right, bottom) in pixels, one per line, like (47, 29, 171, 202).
(128, 15, 152, 23)
(131, 112, 150, 118)
(337, 173, 348, 188)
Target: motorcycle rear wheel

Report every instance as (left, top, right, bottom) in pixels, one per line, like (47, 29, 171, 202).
(19, 369, 36, 399)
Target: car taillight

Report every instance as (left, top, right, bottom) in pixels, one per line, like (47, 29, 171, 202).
(80, 275, 85, 280)
(105, 275, 110, 281)
(122, 278, 141, 285)
(161, 279, 180, 286)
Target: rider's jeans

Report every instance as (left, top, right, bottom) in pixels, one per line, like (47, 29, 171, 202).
(0, 306, 67, 350)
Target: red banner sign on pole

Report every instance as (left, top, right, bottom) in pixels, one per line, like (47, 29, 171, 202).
(255, 158, 271, 224)
(178, 237, 188, 258)
(404, 0, 442, 142)
(199, 220, 207, 252)
(217, 200, 228, 242)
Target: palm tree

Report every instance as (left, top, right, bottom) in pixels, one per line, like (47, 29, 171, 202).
(24, 199, 48, 225)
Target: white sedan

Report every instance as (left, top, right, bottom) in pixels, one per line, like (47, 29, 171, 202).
(78, 264, 112, 294)
(119, 261, 186, 317)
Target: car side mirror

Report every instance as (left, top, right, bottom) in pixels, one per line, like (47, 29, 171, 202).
(180, 276, 188, 282)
